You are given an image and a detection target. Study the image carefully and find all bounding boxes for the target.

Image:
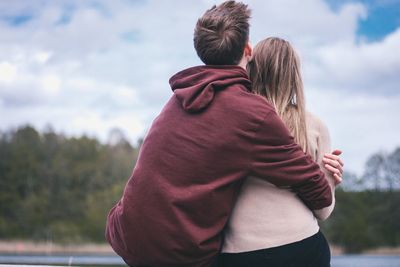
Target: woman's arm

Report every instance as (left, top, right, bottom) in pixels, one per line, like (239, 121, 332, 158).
(311, 116, 343, 220)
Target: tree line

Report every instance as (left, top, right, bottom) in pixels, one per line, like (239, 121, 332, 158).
(0, 125, 399, 253)
(0, 125, 137, 243)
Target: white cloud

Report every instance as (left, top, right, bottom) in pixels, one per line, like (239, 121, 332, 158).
(305, 28, 400, 94)
(0, 0, 399, 175)
(249, 0, 367, 45)
(41, 74, 61, 95)
(114, 86, 139, 106)
(70, 110, 144, 141)
(0, 62, 17, 83)
(33, 51, 53, 64)
(0, 104, 145, 144)
(307, 88, 400, 175)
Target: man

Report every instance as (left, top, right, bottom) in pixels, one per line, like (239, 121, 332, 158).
(106, 2, 342, 267)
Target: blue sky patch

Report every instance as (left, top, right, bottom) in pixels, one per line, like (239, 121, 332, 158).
(127, 0, 147, 6)
(121, 30, 142, 43)
(2, 14, 33, 26)
(89, 1, 112, 18)
(325, 0, 400, 41)
(55, 4, 76, 26)
(357, 2, 400, 41)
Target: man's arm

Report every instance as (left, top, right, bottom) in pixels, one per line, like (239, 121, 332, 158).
(249, 110, 332, 210)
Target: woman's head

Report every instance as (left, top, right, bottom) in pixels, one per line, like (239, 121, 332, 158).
(248, 37, 308, 152)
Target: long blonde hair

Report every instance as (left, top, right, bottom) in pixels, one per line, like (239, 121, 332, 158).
(248, 37, 309, 152)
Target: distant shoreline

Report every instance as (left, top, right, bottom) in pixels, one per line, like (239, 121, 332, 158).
(0, 240, 399, 256)
(0, 240, 116, 256)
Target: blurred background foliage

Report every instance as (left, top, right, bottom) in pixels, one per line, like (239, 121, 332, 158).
(0, 125, 138, 243)
(0, 125, 399, 253)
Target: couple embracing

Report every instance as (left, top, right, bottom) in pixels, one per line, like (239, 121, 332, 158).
(106, 1, 344, 267)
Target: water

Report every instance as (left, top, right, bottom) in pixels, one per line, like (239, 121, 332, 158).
(0, 254, 399, 266)
(332, 255, 400, 267)
(0, 255, 125, 266)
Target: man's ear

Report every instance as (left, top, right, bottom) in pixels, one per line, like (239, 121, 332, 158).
(244, 42, 252, 58)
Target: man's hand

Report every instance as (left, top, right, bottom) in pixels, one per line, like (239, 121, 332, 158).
(322, 149, 344, 186)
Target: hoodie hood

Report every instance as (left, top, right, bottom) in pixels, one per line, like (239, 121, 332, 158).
(169, 65, 251, 113)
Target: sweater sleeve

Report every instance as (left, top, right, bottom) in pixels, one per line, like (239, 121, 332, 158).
(312, 116, 336, 221)
(250, 110, 332, 210)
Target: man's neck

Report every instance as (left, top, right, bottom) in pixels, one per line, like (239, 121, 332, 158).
(237, 57, 248, 70)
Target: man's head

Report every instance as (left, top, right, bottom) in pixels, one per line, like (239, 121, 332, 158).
(194, 1, 251, 66)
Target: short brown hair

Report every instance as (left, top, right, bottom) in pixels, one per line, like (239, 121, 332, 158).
(194, 1, 251, 65)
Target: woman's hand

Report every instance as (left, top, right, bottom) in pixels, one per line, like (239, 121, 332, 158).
(322, 149, 344, 186)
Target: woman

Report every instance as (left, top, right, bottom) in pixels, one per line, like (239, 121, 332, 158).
(220, 37, 342, 267)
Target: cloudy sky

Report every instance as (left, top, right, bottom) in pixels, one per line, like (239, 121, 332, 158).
(0, 0, 399, 175)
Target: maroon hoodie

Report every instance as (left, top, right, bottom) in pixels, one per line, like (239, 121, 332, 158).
(106, 65, 332, 267)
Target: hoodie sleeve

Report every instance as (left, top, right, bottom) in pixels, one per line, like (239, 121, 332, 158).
(249, 110, 332, 210)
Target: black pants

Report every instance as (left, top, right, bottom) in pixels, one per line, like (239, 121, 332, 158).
(219, 231, 331, 267)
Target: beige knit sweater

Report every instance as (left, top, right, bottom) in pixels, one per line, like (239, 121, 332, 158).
(222, 112, 336, 253)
